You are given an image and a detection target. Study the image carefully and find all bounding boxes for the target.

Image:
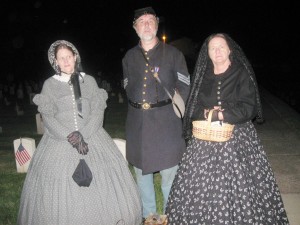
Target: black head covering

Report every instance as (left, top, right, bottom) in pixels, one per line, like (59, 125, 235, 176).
(133, 6, 156, 24)
(48, 40, 84, 118)
(183, 33, 264, 140)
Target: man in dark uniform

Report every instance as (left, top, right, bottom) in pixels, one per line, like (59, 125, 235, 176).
(122, 6, 190, 219)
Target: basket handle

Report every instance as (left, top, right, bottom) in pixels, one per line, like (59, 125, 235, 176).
(207, 109, 218, 125)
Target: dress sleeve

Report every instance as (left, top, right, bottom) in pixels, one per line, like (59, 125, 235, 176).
(33, 82, 72, 140)
(79, 79, 108, 139)
(223, 73, 257, 124)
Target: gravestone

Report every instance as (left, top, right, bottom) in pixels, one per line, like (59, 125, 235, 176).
(106, 83, 111, 92)
(118, 93, 124, 103)
(29, 93, 36, 105)
(36, 113, 45, 134)
(16, 85, 24, 100)
(4, 97, 10, 106)
(13, 137, 36, 173)
(113, 138, 126, 161)
(16, 104, 24, 116)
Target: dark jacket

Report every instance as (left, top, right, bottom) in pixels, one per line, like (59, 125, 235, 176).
(122, 41, 190, 174)
(192, 63, 257, 124)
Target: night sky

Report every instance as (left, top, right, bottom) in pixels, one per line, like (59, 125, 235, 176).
(2, 0, 299, 84)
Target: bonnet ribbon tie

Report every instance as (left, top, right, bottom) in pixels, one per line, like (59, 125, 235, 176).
(70, 72, 83, 118)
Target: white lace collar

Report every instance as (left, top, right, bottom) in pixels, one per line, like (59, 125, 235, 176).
(52, 72, 86, 82)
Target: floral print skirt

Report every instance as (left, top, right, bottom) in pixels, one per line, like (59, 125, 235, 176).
(166, 121, 289, 225)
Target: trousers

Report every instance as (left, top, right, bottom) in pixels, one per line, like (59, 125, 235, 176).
(134, 165, 178, 218)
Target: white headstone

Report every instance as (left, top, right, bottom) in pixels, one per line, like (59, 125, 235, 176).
(36, 113, 44, 134)
(4, 97, 11, 106)
(29, 93, 36, 105)
(101, 80, 107, 89)
(9, 85, 15, 96)
(17, 87, 24, 100)
(26, 85, 33, 95)
(106, 83, 111, 92)
(118, 93, 124, 103)
(13, 137, 36, 173)
(113, 138, 127, 161)
(16, 104, 24, 116)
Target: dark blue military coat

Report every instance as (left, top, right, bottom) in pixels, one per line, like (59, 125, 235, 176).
(122, 41, 190, 174)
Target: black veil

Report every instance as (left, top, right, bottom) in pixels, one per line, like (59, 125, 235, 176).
(183, 33, 264, 140)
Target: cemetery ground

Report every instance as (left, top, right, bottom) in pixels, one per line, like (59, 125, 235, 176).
(2, 88, 300, 224)
(0, 94, 164, 225)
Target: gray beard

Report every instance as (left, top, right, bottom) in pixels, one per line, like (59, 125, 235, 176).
(138, 30, 158, 42)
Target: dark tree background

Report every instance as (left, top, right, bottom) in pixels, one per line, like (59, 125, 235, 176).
(2, 0, 299, 107)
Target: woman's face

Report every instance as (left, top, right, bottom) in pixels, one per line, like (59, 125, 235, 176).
(208, 36, 231, 66)
(55, 48, 76, 75)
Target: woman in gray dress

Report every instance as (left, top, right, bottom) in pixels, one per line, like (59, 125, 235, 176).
(17, 40, 142, 225)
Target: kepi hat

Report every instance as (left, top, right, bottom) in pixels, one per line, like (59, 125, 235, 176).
(133, 6, 156, 24)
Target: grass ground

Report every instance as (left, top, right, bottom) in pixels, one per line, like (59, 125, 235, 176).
(0, 94, 163, 225)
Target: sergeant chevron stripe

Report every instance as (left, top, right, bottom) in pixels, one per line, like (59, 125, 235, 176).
(177, 72, 190, 85)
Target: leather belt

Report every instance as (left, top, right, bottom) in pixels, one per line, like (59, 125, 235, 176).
(129, 99, 172, 110)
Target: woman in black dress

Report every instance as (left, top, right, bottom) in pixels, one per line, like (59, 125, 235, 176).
(165, 33, 289, 225)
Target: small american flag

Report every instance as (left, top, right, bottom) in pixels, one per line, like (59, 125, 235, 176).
(15, 143, 31, 166)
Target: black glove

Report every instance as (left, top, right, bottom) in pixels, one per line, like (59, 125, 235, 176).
(67, 131, 82, 147)
(67, 131, 89, 155)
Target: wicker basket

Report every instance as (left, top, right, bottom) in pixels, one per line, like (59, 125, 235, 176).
(192, 109, 234, 142)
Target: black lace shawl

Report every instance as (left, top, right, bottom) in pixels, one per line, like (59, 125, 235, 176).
(183, 33, 264, 140)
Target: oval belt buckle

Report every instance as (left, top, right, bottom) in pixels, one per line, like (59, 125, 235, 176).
(142, 103, 151, 110)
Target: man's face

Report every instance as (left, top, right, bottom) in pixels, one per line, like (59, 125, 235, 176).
(134, 14, 158, 41)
